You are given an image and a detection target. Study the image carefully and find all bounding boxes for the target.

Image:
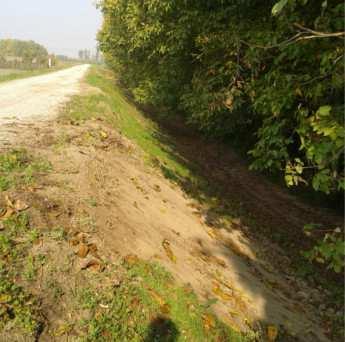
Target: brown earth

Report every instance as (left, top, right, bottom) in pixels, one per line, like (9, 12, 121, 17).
(1, 114, 339, 342)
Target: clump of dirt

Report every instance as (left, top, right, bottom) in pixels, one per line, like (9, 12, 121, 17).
(2, 117, 337, 342)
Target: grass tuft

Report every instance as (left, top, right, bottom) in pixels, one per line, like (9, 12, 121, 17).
(0, 149, 51, 191)
(0, 213, 43, 336)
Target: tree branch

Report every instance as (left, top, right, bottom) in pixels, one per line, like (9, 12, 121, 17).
(240, 24, 345, 50)
(293, 23, 345, 39)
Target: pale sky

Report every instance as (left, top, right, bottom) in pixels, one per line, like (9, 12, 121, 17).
(0, 0, 102, 57)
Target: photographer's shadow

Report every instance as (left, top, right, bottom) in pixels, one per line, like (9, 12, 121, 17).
(143, 316, 179, 342)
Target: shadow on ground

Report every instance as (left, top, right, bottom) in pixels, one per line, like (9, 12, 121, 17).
(144, 316, 179, 342)
(140, 103, 343, 275)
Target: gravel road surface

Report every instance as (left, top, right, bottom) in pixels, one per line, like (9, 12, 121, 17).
(0, 64, 90, 142)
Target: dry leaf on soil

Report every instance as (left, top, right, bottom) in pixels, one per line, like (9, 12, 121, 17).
(5, 196, 13, 208)
(212, 283, 232, 301)
(160, 303, 171, 314)
(75, 232, 90, 243)
(202, 314, 216, 331)
(14, 199, 29, 212)
(162, 239, 176, 263)
(69, 238, 80, 246)
(77, 244, 89, 258)
(267, 325, 278, 341)
(124, 254, 139, 266)
(1, 208, 15, 219)
(207, 229, 218, 239)
(88, 243, 100, 258)
(100, 131, 108, 139)
(80, 259, 105, 272)
(147, 288, 170, 314)
(153, 184, 161, 192)
(1, 197, 29, 220)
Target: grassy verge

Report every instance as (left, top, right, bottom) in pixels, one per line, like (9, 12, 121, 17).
(0, 150, 51, 338)
(0, 213, 43, 337)
(0, 149, 51, 191)
(78, 258, 244, 341)
(0, 62, 80, 83)
(61, 67, 192, 181)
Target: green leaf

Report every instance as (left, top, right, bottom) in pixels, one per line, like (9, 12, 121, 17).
(304, 223, 320, 231)
(285, 174, 293, 186)
(333, 264, 341, 273)
(272, 0, 288, 16)
(317, 105, 331, 117)
(295, 164, 303, 174)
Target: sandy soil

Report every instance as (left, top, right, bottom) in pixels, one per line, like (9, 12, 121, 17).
(0, 64, 89, 144)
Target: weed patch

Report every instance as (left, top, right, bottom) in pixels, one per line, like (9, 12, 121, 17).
(0, 149, 51, 191)
(0, 213, 43, 337)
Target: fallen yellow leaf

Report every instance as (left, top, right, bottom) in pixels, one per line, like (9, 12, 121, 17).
(202, 314, 216, 331)
(212, 283, 232, 301)
(207, 229, 218, 239)
(124, 254, 139, 266)
(76, 243, 89, 258)
(1, 208, 14, 219)
(267, 325, 278, 341)
(80, 259, 105, 272)
(162, 239, 176, 263)
(14, 199, 29, 212)
(100, 131, 108, 139)
(147, 288, 165, 306)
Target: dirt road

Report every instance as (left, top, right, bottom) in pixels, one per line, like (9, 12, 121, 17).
(0, 65, 89, 143)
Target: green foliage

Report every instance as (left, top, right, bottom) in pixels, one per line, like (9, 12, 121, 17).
(272, 0, 289, 16)
(97, 0, 344, 274)
(97, 0, 344, 196)
(304, 225, 344, 273)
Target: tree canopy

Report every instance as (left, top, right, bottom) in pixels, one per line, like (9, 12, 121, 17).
(0, 39, 49, 68)
(97, 0, 344, 271)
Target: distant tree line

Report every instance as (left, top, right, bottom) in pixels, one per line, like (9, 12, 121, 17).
(78, 48, 102, 63)
(0, 39, 51, 69)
